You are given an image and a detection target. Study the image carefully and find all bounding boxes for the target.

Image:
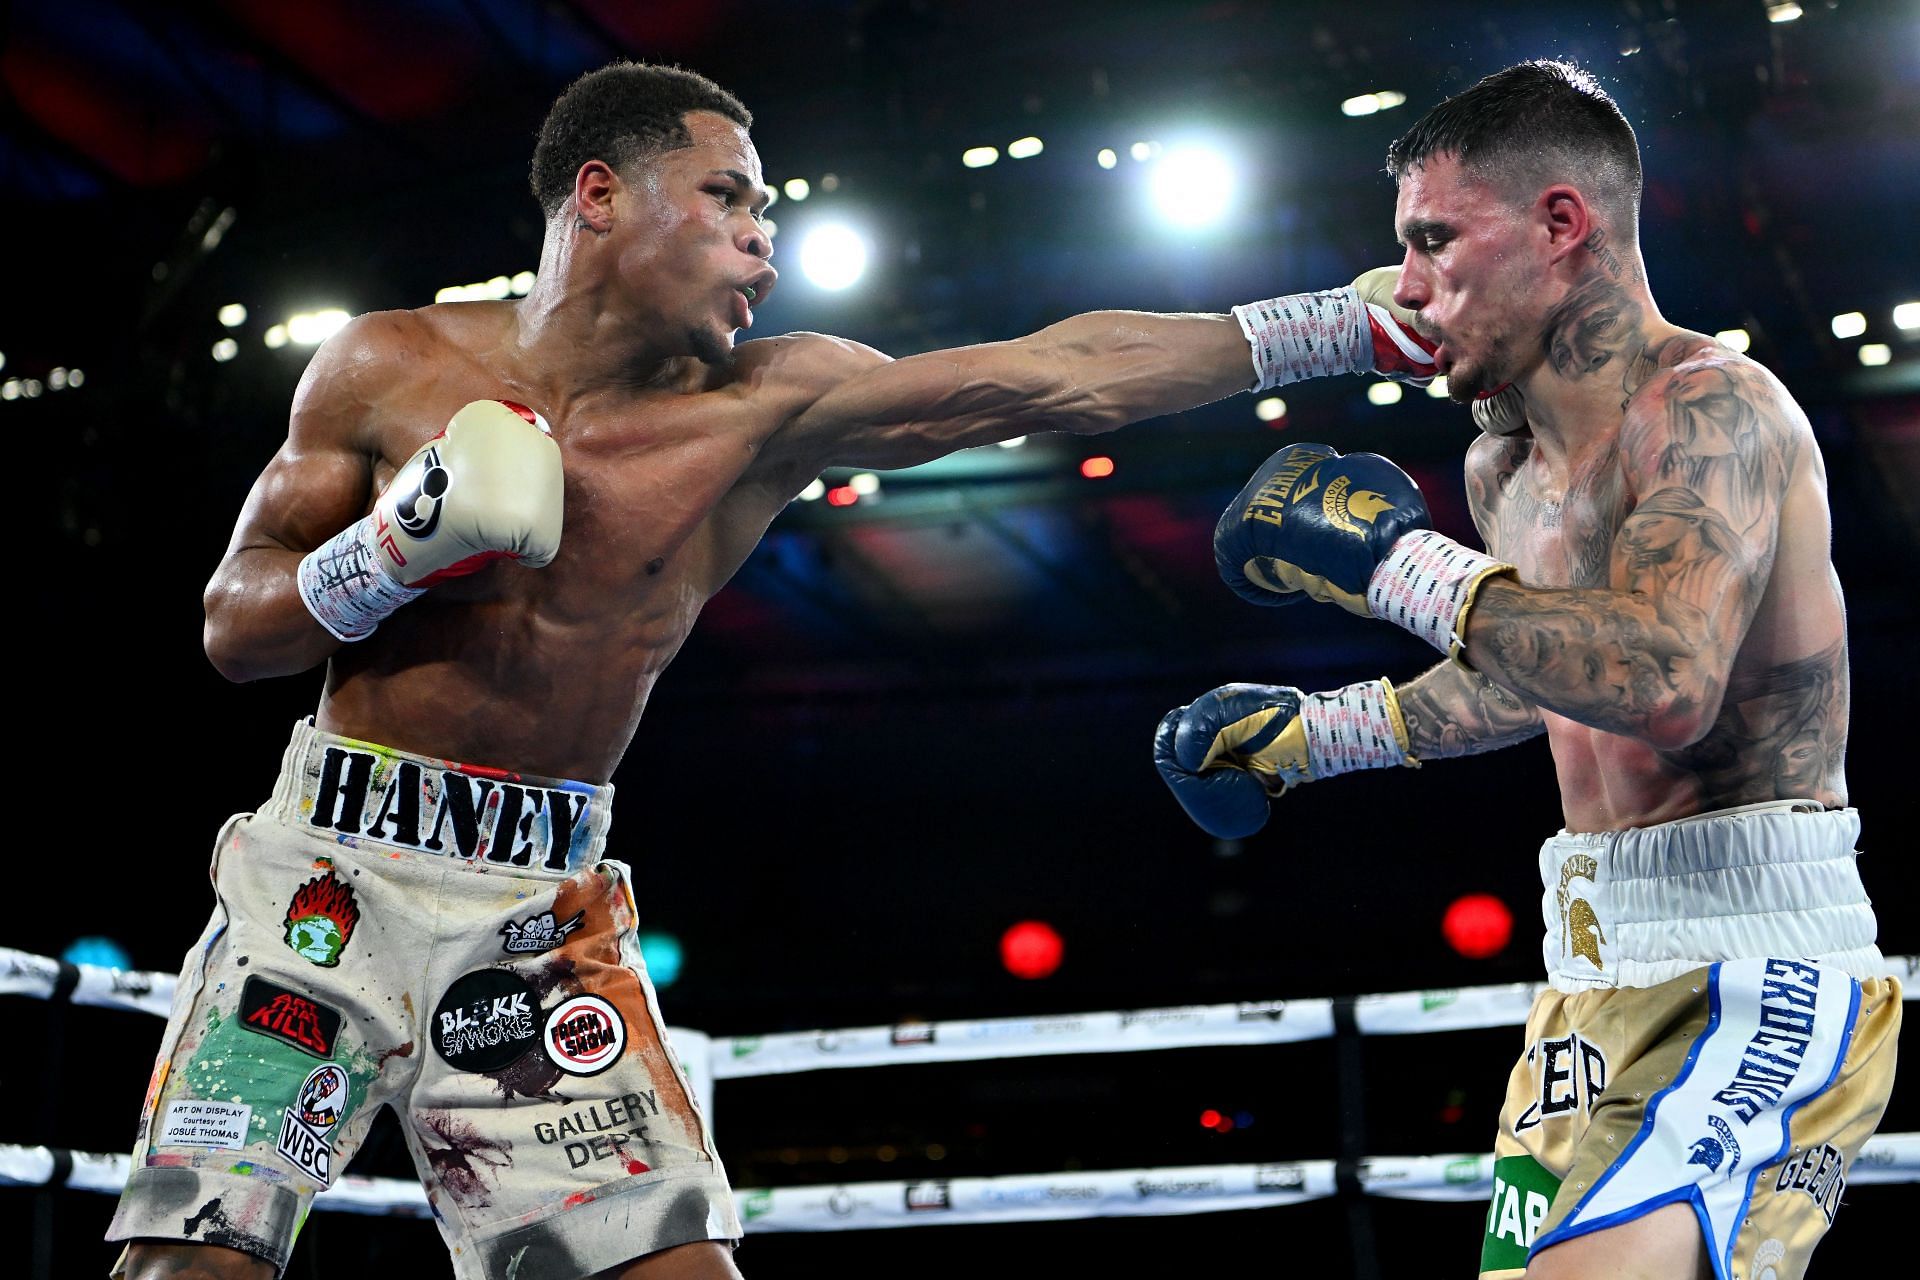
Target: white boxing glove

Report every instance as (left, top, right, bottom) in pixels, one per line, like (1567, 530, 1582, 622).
(1470, 382, 1529, 435)
(298, 400, 564, 641)
(1232, 266, 1439, 391)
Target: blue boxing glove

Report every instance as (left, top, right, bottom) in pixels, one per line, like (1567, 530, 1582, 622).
(1215, 443, 1515, 661)
(1214, 443, 1430, 614)
(1154, 679, 1415, 838)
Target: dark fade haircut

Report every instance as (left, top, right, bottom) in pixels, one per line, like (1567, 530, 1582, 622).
(1386, 61, 1642, 237)
(530, 61, 752, 217)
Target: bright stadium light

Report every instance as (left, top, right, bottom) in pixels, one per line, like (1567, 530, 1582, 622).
(1367, 381, 1403, 406)
(799, 223, 870, 291)
(1859, 344, 1891, 366)
(1830, 311, 1867, 339)
(1254, 396, 1287, 421)
(1768, 2, 1802, 22)
(287, 309, 351, 345)
(1426, 376, 1450, 398)
(1715, 328, 1752, 353)
(1007, 136, 1043, 159)
(264, 324, 289, 349)
(1893, 301, 1920, 330)
(1149, 145, 1237, 230)
(218, 303, 248, 328)
(798, 478, 826, 502)
(1096, 148, 1118, 169)
(212, 338, 238, 363)
(962, 146, 999, 169)
(849, 472, 881, 495)
(783, 178, 810, 201)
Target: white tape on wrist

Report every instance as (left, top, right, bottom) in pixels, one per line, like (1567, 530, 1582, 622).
(1299, 679, 1413, 778)
(297, 514, 426, 642)
(1366, 530, 1514, 661)
(1231, 287, 1369, 391)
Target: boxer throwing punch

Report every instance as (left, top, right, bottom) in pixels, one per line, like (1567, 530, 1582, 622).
(1156, 62, 1899, 1280)
(113, 61, 1441, 1280)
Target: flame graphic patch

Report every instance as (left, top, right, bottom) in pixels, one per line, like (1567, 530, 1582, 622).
(283, 870, 361, 968)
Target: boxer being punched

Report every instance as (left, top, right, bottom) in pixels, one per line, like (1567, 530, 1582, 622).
(111, 62, 1439, 1280)
(1157, 62, 1899, 1280)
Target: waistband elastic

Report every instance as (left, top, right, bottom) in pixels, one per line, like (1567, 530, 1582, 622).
(1539, 799, 1883, 992)
(263, 719, 614, 877)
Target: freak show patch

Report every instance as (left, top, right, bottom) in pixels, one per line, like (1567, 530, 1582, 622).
(433, 968, 539, 1072)
(499, 908, 585, 955)
(282, 869, 361, 967)
(276, 1062, 350, 1186)
(239, 976, 343, 1059)
(542, 993, 626, 1077)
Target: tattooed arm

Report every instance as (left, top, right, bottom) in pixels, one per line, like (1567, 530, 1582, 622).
(1398, 660, 1546, 759)
(1459, 356, 1802, 750)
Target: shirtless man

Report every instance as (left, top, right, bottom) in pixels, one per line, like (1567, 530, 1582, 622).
(1154, 61, 1899, 1280)
(109, 62, 1440, 1280)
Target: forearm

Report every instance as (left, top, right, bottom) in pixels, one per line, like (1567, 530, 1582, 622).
(1031, 310, 1251, 434)
(203, 548, 342, 682)
(1394, 659, 1545, 760)
(1460, 578, 1714, 749)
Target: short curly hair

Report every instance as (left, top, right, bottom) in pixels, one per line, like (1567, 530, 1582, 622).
(530, 62, 752, 216)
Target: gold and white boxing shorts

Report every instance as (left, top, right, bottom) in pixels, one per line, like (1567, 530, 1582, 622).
(1482, 801, 1900, 1279)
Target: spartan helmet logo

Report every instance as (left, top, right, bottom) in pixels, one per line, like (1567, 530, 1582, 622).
(1321, 474, 1397, 535)
(1687, 1137, 1727, 1172)
(1556, 854, 1607, 970)
(391, 445, 450, 539)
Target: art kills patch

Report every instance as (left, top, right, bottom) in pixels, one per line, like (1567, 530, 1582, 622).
(543, 993, 626, 1076)
(499, 908, 585, 955)
(239, 976, 343, 1059)
(433, 968, 538, 1072)
(276, 1062, 349, 1186)
(282, 869, 360, 967)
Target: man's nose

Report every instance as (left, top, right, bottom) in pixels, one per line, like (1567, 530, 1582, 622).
(738, 221, 772, 262)
(1392, 248, 1427, 312)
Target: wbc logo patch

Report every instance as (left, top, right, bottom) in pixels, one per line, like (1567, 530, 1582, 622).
(276, 1062, 350, 1187)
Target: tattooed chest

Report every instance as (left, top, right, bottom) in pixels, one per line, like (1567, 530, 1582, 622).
(1485, 457, 1629, 589)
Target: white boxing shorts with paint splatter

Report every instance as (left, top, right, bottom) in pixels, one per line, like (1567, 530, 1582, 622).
(1481, 801, 1900, 1280)
(107, 719, 741, 1278)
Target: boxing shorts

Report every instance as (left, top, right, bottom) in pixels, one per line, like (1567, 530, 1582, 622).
(107, 720, 740, 1278)
(1480, 800, 1900, 1279)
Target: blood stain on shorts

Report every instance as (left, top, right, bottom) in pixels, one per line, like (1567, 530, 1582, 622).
(417, 1110, 513, 1209)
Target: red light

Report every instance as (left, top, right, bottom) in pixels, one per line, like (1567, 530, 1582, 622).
(999, 920, 1063, 980)
(1079, 456, 1115, 479)
(1443, 893, 1513, 959)
(826, 485, 859, 507)
(1199, 1109, 1222, 1129)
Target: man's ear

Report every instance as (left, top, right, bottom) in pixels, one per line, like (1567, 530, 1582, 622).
(1539, 184, 1594, 266)
(573, 160, 619, 232)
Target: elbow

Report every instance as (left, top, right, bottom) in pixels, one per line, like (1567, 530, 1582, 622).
(1642, 685, 1726, 752)
(203, 620, 263, 684)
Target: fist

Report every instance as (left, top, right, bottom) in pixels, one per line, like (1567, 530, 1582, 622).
(373, 400, 565, 588)
(1214, 443, 1430, 615)
(1350, 266, 1438, 386)
(1154, 684, 1312, 839)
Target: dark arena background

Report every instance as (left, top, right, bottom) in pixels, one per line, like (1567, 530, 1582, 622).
(8, 1, 1918, 1276)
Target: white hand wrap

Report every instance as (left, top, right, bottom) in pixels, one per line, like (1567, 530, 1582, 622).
(297, 514, 427, 642)
(1366, 529, 1514, 662)
(1231, 287, 1369, 391)
(1299, 679, 1414, 778)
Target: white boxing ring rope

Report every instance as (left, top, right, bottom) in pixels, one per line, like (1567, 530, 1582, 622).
(4, 947, 1916, 1233)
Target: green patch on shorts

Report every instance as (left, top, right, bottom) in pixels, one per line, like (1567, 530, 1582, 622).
(1481, 1153, 1562, 1273)
(180, 1006, 376, 1141)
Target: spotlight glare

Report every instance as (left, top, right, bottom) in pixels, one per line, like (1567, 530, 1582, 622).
(798, 478, 826, 502)
(783, 178, 811, 201)
(998, 435, 1027, 449)
(1254, 396, 1287, 422)
(67, 368, 83, 387)
(1, 381, 17, 401)
(1342, 93, 1382, 117)
(23, 379, 42, 398)
(1426, 376, 1451, 398)
(1080, 456, 1115, 479)
(1367, 381, 1404, 406)
(211, 338, 239, 363)
(287, 309, 351, 345)
(826, 484, 859, 507)
(962, 146, 1000, 169)
(1096, 148, 1118, 169)
(49, 367, 67, 390)
(510, 270, 535, 295)
(1859, 343, 1892, 367)
(1374, 90, 1406, 110)
(1892, 301, 1920, 330)
(1714, 328, 1752, 353)
(1767, 2, 1803, 22)
(848, 471, 880, 496)
(1148, 145, 1238, 230)
(1007, 136, 1043, 159)
(264, 324, 289, 349)
(1830, 311, 1867, 339)
(0, 351, 6, 372)
(218, 303, 248, 328)
(799, 224, 870, 291)
(1129, 141, 1153, 162)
